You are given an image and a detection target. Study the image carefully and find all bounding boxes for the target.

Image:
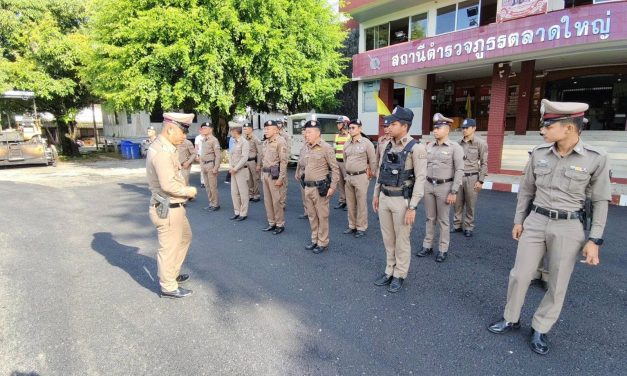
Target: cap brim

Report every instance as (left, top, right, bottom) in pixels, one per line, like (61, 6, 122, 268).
(383, 114, 400, 124)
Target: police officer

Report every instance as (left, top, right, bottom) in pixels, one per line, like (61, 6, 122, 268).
(488, 99, 611, 355)
(296, 119, 340, 254)
(296, 142, 310, 220)
(142, 126, 157, 157)
(200, 122, 221, 211)
(333, 115, 350, 209)
(176, 130, 196, 186)
(260, 120, 289, 234)
(416, 113, 464, 263)
(228, 120, 250, 221)
(146, 112, 197, 299)
(277, 118, 291, 209)
(372, 106, 427, 293)
(243, 122, 261, 202)
(342, 119, 376, 238)
(195, 123, 208, 188)
(452, 118, 488, 237)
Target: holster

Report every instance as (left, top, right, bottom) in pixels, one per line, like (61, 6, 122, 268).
(300, 174, 305, 189)
(153, 193, 170, 219)
(317, 174, 331, 197)
(583, 197, 592, 231)
(270, 165, 280, 180)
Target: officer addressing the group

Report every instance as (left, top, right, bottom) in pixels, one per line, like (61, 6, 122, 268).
(146, 112, 198, 299)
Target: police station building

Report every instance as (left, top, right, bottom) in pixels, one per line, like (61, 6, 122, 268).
(342, 0, 627, 181)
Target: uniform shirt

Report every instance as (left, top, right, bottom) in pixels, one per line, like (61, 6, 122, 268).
(375, 135, 392, 177)
(229, 136, 250, 171)
(297, 139, 340, 190)
(343, 136, 377, 173)
(176, 139, 196, 167)
(295, 143, 309, 179)
(373, 135, 427, 209)
(459, 134, 488, 182)
(201, 135, 221, 164)
(426, 139, 464, 193)
(280, 130, 291, 157)
(260, 135, 289, 181)
(514, 139, 611, 239)
(146, 135, 193, 204)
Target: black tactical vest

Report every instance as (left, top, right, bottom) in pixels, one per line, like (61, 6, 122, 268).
(378, 139, 417, 187)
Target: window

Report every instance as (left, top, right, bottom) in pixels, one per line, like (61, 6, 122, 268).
(365, 24, 389, 51)
(365, 27, 375, 51)
(436, 5, 457, 35)
(410, 13, 428, 40)
(436, 1, 480, 35)
(389, 17, 409, 45)
(126, 112, 132, 124)
(363, 81, 380, 113)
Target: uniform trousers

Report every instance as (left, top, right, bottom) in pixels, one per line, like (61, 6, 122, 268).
(345, 173, 369, 231)
(262, 173, 285, 227)
(149, 205, 191, 292)
(231, 168, 249, 216)
(201, 162, 219, 207)
(503, 212, 585, 333)
(378, 193, 413, 279)
(453, 174, 478, 231)
(247, 160, 261, 199)
(423, 181, 453, 252)
(304, 186, 331, 247)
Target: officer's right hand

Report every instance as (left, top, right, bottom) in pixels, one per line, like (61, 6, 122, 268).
(212, 168, 219, 174)
(512, 224, 523, 240)
(187, 187, 198, 199)
(295, 174, 300, 181)
(256, 166, 261, 172)
(274, 180, 284, 187)
(372, 196, 379, 213)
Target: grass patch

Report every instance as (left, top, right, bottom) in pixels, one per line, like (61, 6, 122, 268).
(59, 150, 124, 162)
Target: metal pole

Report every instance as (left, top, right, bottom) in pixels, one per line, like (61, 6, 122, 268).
(92, 103, 99, 150)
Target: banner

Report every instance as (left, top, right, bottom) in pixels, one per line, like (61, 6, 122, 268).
(497, 0, 547, 23)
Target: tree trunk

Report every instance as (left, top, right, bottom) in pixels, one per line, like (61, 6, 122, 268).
(57, 119, 80, 157)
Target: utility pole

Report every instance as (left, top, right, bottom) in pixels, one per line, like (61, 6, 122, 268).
(92, 103, 99, 150)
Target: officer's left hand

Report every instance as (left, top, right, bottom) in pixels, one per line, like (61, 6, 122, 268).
(229, 168, 236, 175)
(183, 162, 191, 169)
(474, 182, 483, 192)
(582, 242, 600, 266)
(404, 209, 416, 225)
(446, 193, 457, 205)
(274, 180, 284, 187)
(326, 188, 335, 198)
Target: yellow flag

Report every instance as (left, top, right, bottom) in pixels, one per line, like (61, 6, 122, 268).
(374, 92, 391, 116)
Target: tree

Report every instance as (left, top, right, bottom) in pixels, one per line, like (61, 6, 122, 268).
(0, 0, 92, 156)
(85, 0, 349, 142)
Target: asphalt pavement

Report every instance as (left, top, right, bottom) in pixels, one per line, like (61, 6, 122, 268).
(0, 165, 625, 375)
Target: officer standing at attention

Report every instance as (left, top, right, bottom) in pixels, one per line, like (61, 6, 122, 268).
(333, 116, 350, 210)
(146, 112, 197, 299)
(260, 120, 289, 234)
(452, 118, 488, 237)
(296, 119, 340, 254)
(416, 113, 464, 263)
(176, 130, 196, 186)
(195, 123, 208, 188)
(372, 106, 427, 293)
(277, 118, 291, 209)
(243, 122, 262, 202)
(200, 122, 221, 211)
(488, 99, 610, 355)
(342, 119, 376, 238)
(228, 120, 250, 221)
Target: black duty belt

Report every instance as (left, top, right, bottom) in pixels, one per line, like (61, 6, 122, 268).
(153, 202, 186, 208)
(464, 172, 479, 177)
(346, 169, 367, 176)
(262, 167, 274, 173)
(303, 179, 327, 187)
(531, 205, 581, 220)
(381, 186, 404, 197)
(203, 160, 214, 164)
(247, 157, 257, 161)
(336, 158, 344, 163)
(427, 177, 454, 184)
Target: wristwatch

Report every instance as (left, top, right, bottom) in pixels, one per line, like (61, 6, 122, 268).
(408, 206, 416, 210)
(588, 238, 604, 245)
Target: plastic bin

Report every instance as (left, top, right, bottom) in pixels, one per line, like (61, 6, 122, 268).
(129, 143, 141, 159)
(120, 140, 133, 159)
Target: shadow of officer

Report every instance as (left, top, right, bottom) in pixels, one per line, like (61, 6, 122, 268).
(91, 232, 159, 295)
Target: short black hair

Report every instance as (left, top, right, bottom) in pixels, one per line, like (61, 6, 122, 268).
(399, 120, 411, 129)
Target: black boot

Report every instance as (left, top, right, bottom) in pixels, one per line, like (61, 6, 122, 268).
(487, 318, 521, 334)
(529, 329, 549, 355)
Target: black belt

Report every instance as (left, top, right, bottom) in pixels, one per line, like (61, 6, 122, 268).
(464, 172, 479, 177)
(262, 167, 273, 173)
(381, 186, 404, 197)
(202, 160, 214, 164)
(346, 169, 367, 176)
(427, 177, 454, 184)
(336, 158, 344, 163)
(248, 157, 257, 161)
(153, 202, 186, 208)
(303, 179, 327, 187)
(531, 205, 581, 220)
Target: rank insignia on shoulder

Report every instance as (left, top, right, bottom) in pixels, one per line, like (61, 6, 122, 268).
(570, 165, 588, 173)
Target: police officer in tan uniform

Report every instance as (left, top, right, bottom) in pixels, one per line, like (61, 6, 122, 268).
(228, 120, 250, 221)
(488, 99, 611, 355)
(372, 106, 427, 293)
(176, 132, 196, 186)
(243, 122, 261, 202)
(296, 119, 340, 254)
(416, 113, 464, 263)
(342, 119, 376, 238)
(452, 118, 488, 237)
(277, 118, 291, 209)
(296, 142, 309, 220)
(260, 120, 289, 234)
(146, 112, 197, 299)
(333, 116, 350, 210)
(200, 122, 221, 211)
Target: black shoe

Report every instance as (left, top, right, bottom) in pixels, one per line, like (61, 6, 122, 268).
(298, 214, 308, 219)
(175, 274, 190, 283)
(464, 230, 473, 237)
(236, 216, 247, 221)
(312, 245, 328, 254)
(250, 197, 261, 202)
(531, 278, 548, 291)
(343, 228, 356, 234)
(272, 226, 285, 235)
(450, 227, 463, 233)
(262, 224, 276, 232)
(230, 214, 240, 220)
(373, 273, 393, 286)
(387, 277, 404, 293)
(530, 329, 549, 355)
(200, 184, 205, 188)
(354, 230, 366, 238)
(304, 242, 317, 251)
(160, 287, 193, 299)
(207, 205, 220, 211)
(416, 247, 433, 257)
(487, 319, 521, 334)
(334, 202, 347, 209)
(435, 251, 448, 263)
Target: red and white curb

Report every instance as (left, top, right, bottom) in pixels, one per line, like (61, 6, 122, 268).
(483, 181, 627, 206)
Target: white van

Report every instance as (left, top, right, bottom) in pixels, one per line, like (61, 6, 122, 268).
(286, 113, 341, 163)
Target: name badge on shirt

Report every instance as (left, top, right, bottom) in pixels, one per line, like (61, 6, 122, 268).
(441, 151, 449, 155)
(570, 165, 588, 173)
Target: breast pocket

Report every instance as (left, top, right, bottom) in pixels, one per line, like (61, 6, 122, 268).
(564, 169, 590, 192)
(466, 148, 479, 162)
(438, 151, 452, 165)
(533, 167, 552, 187)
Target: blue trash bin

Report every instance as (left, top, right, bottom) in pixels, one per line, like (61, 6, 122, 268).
(129, 143, 141, 159)
(120, 140, 132, 159)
